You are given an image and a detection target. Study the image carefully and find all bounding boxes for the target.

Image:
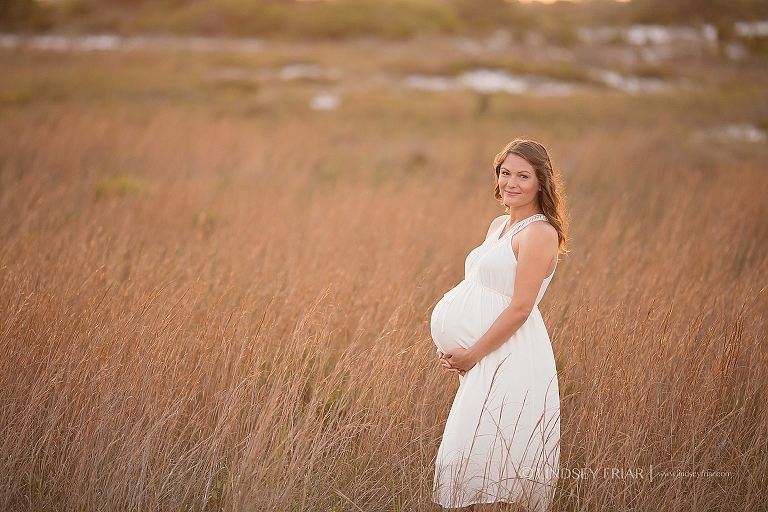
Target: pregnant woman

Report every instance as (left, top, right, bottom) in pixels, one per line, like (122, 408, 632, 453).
(431, 139, 568, 511)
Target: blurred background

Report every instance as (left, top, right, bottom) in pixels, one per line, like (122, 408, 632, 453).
(2, 1, 768, 511)
(3, 0, 768, 43)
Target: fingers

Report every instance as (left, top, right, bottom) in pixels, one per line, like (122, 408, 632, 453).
(441, 363, 466, 376)
(436, 350, 464, 374)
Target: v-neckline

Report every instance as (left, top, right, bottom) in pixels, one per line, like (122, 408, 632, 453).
(496, 214, 545, 241)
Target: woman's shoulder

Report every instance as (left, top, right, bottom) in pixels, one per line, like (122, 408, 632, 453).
(490, 214, 509, 229)
(486, 215, 509, 238)
(520, 217, 559, 246)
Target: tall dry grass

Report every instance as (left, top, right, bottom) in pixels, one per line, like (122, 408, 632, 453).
(1, 48, 768, 510)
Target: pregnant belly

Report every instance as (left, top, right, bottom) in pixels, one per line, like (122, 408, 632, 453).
(430, 280, 509, 353)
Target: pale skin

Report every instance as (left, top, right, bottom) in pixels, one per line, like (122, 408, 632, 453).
(437, 152, 559, 381)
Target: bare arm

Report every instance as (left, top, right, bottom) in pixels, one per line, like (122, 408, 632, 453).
(442, 221, 558, 373)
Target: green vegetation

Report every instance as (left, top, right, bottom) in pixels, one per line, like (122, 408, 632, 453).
(0, 0, 53, 30)
(94, 176, 145, 198)
(3, 0, 768, 40)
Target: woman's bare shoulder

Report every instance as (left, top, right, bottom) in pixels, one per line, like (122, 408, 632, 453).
(521, 219, 559, 247)
(486, 215, 508, 238)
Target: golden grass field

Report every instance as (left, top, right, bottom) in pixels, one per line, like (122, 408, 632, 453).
(1, 37, 767, 510)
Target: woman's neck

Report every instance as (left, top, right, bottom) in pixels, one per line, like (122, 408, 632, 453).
(507, 205, 542, 225)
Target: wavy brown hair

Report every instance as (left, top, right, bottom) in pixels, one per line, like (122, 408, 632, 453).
(493, 138, 569, 253)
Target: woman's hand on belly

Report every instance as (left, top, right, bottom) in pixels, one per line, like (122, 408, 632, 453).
(440, 347, 479, 375)
(437, 350, 466, 376)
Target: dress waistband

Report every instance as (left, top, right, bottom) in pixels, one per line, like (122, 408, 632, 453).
(466, 280, 511, 300)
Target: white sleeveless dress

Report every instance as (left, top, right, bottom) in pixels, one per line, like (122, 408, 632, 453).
(431, 214, 560, 510)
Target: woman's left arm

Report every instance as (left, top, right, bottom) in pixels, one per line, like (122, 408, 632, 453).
(441, 222, 558, 374)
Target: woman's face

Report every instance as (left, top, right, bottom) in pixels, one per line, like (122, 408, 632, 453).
(498, 152, 540, 210)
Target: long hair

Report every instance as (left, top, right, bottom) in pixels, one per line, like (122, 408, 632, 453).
(493, 139, 569, 253)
